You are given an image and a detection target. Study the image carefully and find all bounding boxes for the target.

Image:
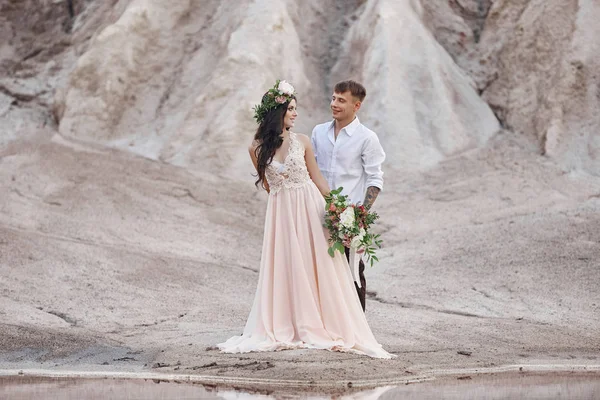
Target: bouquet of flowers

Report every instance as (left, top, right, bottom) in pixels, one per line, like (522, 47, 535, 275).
(323, 187, 382, 267)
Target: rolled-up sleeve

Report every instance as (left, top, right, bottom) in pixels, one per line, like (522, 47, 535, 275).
(362, 134, 385, 190)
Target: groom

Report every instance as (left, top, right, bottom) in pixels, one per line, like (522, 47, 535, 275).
(311, 80, 386, 312)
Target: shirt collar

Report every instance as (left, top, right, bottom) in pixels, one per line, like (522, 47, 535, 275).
(344, 116, 360, 136)
(328, 116, 361, 137)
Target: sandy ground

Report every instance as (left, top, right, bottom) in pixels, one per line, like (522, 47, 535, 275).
(1, 130, 599, 391)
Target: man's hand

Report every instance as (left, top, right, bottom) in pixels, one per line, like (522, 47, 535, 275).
(363, 186, 381, 209)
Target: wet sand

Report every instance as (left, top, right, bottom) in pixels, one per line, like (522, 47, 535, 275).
(1, 372, 599, 399)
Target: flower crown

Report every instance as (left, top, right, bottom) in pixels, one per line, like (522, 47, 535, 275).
(253, 80, 296, 124)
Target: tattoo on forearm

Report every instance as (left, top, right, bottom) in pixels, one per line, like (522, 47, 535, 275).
(363, 186, 381, 209)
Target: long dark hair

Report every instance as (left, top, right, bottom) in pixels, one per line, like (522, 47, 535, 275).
(253, 93, 295, 189)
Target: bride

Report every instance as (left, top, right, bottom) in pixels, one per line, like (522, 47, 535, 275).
(217, 80, 394, 359)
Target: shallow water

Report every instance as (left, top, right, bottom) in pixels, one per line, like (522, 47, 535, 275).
(1, 373, 599, 399)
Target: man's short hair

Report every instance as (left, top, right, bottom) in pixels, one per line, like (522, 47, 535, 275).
(334, 80, 366, 102)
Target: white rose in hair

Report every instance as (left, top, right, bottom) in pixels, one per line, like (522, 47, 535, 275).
(278, 80, 295, 95)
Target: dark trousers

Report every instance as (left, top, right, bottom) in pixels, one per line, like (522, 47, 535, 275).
(344, 247, 366, 312)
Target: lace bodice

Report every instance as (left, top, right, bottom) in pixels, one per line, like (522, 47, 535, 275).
(265, 132, 311, 194)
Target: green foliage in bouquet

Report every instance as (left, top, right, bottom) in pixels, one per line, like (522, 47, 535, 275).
(323, 187, 383, 267)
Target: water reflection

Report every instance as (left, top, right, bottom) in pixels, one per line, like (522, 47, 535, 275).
(1, 373, 599, 399)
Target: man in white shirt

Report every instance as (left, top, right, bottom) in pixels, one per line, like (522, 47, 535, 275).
(311, 80, 386, 312)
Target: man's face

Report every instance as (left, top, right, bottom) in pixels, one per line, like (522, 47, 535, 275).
(330, 91, 361, 121)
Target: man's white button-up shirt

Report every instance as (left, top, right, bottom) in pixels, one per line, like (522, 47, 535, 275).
(311, 117, 385, 205)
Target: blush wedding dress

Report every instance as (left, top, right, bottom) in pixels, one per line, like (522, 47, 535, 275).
(217, 132, 394, 359)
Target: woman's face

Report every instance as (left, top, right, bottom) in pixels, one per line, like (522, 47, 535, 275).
(283, 99, 298, 130)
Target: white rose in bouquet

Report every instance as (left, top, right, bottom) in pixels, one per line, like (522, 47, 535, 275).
(350, 228, 366, 249)
(339, 207, 355, 229)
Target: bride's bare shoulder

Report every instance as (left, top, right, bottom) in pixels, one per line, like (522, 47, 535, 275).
(248, 139, 259, 152)
(294, 132, 310, 145)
